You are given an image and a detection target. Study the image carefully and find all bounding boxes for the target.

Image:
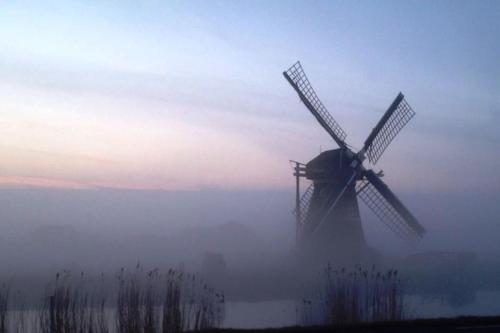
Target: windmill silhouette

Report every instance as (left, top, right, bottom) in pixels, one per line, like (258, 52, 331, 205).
(285, 61, 425, 262)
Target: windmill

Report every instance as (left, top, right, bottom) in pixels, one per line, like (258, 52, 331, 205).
(284, 61, 425, 262)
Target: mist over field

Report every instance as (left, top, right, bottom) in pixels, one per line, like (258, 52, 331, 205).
(0, 188, 287, 274)
(2, 187, 500, 275)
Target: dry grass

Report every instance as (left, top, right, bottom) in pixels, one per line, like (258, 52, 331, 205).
(38, 271, 108, 333)
(116, 265, 225, 333)
(301, 265, 405, 326)
(0, 284, 8, 333)
(0, 265, 224, 333)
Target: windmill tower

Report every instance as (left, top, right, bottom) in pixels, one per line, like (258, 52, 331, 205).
(285, 61, 425, 263)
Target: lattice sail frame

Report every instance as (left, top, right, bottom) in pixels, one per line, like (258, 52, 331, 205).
(284, 62, 347, 147)
(365, 96, 415, 164)
(356, 179, 421, 241)
(293, 183, 314, 228)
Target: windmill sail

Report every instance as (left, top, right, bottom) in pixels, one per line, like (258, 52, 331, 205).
(283, 61, 347, 149)
(363, 93, 415, 164)
(293, 183, 314, 229)
(356, 170, 425, 240)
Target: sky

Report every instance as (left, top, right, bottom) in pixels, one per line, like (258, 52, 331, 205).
(0, 0, 499, 194)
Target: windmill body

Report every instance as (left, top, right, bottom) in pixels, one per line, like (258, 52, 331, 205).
(303, 149, 366, 261)
(284, 61, 425, 264)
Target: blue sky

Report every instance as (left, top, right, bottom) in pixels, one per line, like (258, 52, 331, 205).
(0, 0, 499, 193)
